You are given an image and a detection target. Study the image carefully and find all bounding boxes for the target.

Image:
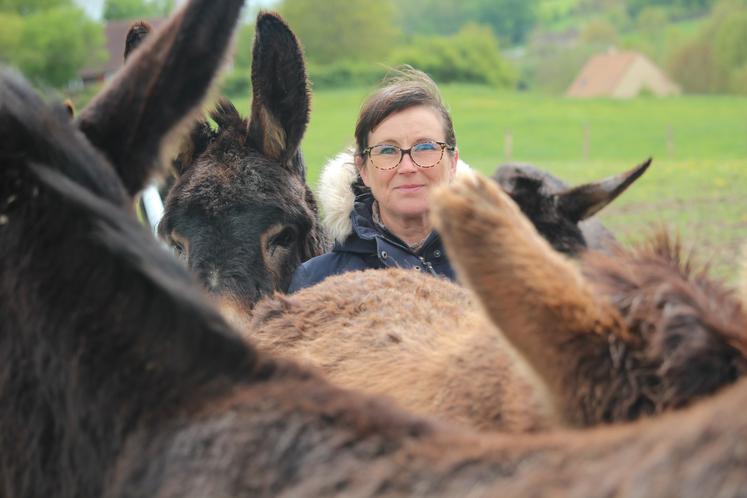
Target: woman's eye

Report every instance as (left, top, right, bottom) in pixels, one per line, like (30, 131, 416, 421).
(374, 145, 399, 156)
(413, 142, 439, 152)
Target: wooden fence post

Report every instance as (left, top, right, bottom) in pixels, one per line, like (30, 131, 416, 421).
(504, 130, 513, 161)
(583, 124, 590, 160)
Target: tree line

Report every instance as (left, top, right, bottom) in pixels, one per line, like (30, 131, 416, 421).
(1, 0, 746, 94)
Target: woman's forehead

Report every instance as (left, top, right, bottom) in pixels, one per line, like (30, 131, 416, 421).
(369, 106, 446, 144)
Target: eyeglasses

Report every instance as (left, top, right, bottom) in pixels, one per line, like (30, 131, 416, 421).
(362, 141, 455, 171)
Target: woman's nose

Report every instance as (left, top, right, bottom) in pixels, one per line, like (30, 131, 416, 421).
(398, 151, 418, 172)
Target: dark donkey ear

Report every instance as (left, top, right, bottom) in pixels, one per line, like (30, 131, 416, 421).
(247, 12, 310, 171)
(75, 0, 245, 197)
(122, 19, 211, 180)
(556, 158, 652, 222)
(124, 21, 152, 61)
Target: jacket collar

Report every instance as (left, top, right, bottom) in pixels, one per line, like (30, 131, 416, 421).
(335, 191, 441, 256)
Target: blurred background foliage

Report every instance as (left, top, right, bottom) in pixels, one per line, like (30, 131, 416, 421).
(1, 0, 746, 94)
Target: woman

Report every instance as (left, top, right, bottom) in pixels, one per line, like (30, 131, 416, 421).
(288, 67, 461, 292)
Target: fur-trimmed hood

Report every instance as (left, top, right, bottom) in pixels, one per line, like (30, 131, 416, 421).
(317, 150, 473, 244)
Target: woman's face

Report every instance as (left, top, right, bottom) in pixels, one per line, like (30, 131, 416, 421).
(358, 105, 458, 223)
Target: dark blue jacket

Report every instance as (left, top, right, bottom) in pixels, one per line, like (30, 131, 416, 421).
(288, 193, 456, 293)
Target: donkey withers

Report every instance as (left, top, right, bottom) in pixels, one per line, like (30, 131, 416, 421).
(157, 13, 328, 309)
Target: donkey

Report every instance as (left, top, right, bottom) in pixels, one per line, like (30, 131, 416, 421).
(0, 0, 246, 495)
(492, 161, 649, 254)
(156, 13, 328, 308)
(3, 65, 747, 496)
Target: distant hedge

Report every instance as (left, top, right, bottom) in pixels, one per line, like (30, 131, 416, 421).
(219, 24, 518, 93)
(387, 24, 517, 88)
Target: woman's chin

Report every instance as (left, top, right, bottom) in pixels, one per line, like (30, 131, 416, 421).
(388, 202, 430, 219)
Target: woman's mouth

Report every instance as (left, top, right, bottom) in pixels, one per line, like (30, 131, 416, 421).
(395, 184, 425, 192)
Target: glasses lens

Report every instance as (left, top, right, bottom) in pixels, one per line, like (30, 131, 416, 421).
(411, 141, 443, 168)
(370, 144, 401, 170)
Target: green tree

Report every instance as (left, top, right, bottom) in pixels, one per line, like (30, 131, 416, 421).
(625, 0, 715, 18)
(388, 24, 517, 87)
(712, 10, 747, 68)
(667, 37, 725, 92)
(0, 12, 23, 63)
(15, 6, 105, 87)
(0, 0, 71, 15)
(103, 0, 173, 21)
(464, 0, 539, 45)
(398, 0, 468, 36)
(666, 0, 747, 93)
(580, 18, 620, 45)
(398, 0, 538, 45)
(281, 0, 400, 65)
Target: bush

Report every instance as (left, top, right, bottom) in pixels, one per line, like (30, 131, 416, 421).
(386, 24, 517, 88)
(2, 6, 105, 87)
(307, 61, 387, 90)
(666, 1, 747, 93)
(221, 68, 250, 99)
(729, 63, 747, 93)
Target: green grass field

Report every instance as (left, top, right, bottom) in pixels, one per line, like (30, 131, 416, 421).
(217, 85, 747, 281)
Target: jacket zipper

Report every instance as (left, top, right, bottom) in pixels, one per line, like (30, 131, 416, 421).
(419, 256, 437, 276)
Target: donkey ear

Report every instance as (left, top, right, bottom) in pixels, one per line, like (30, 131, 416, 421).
(556, 158, 652, 222)
(63, 99, 75, 118)
(124, 21, 152, 61)
(246, 12, 310, 170)
(75, 0, 245, 197)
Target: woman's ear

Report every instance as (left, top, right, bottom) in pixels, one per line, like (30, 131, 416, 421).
(355, 153, 371, 187)
(448, 147, 459, 181)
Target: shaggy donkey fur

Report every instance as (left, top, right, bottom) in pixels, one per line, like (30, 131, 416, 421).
(243, 223, 747, 432)
(3, 67, 747, 495)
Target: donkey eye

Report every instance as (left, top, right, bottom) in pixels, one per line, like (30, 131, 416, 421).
(269, 227, 297, 249)
(171, 241, 185, 258)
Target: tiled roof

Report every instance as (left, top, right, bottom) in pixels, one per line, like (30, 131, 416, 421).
(566, 51, 638, 97)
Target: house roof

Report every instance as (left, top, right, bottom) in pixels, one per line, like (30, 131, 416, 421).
(566, 50, 639, 97)
(81, 18, 165, 81)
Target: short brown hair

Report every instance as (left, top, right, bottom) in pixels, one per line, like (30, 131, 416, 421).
(354, 66, 456, 158)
